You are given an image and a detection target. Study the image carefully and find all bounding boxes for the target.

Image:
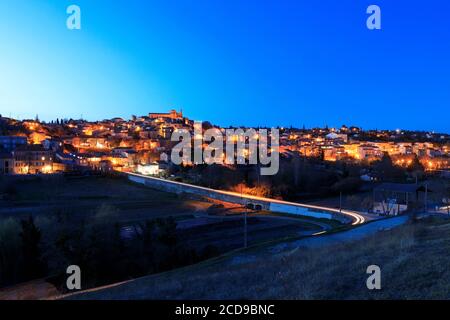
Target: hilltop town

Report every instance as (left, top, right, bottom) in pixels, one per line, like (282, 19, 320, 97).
(0, 110, 448, 177)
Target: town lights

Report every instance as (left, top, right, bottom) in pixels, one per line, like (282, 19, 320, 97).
(43, 165, 52, 173)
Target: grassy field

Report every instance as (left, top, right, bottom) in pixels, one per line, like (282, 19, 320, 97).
(1, 175, 335, 298)
(0, 175, 325, 246)
(0, 175, 178, 203)
(0, 175, 201, 222)
(72, 215, 450, 300)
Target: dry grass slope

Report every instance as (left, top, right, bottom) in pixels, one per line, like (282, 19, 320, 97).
(73, 216, 450, 300)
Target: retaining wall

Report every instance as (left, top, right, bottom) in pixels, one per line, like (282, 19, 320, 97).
(127, 173, 348, 222)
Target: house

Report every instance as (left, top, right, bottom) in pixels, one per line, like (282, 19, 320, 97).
(42, 138, 64, 152)
(0, 136, 27, 152)
(0, 152, 13, 174)
(322, 145, 347, 161)
(136, 161, 167, 176)
(159, 126, 174, 139)
(112, 147, 135, 156)
(72, 137, 108, 149)
(358, 144, 383, 161)
(373, 183, 431, 215)
(12, 144, 54, 174)
(325, 132, 348, 143)
(99, 160, 114, 172)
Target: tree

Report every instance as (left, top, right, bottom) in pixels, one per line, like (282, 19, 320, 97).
(331, 177, 363, 194)
(408, 155, 424, 182)
(373, 153, 404, 182)
(19, 216, 46, 280)
(409, 155, 424, 172)
(0, 218, 22, 286)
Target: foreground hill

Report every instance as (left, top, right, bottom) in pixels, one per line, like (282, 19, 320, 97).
(70, 215, 450, 300)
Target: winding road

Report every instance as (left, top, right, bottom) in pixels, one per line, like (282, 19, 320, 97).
(127, 172, 368, 225)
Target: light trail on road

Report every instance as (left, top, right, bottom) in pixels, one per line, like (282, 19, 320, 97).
(127, 172, 366, 225)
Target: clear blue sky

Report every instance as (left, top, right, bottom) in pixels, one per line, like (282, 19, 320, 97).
(0, 0, 449, 133)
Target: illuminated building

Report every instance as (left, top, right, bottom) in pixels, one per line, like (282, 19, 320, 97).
(149, 109, 183, 120)
(12, 145, 54, 174)
(357, 144, 383, 162)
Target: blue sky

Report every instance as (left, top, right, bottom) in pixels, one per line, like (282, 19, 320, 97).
(0, 0, 449, 133)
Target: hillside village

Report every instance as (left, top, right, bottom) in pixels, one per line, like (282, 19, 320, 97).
(1, 110, 448, 177)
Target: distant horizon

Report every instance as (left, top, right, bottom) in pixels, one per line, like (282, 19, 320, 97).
(2, 109, 449, 135)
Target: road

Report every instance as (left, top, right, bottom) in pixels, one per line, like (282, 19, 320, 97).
(127, 172, 367, 225)
(227, 215, 410, 266)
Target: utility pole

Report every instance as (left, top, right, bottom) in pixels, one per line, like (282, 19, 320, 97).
(339, 191, 343, 213)
(244, 204, 248, 248)
(241, 183, 248, 248)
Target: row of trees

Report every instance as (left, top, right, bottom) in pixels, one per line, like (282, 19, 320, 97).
(0, 206, 217, 290)
(169, 152, 424, 201)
